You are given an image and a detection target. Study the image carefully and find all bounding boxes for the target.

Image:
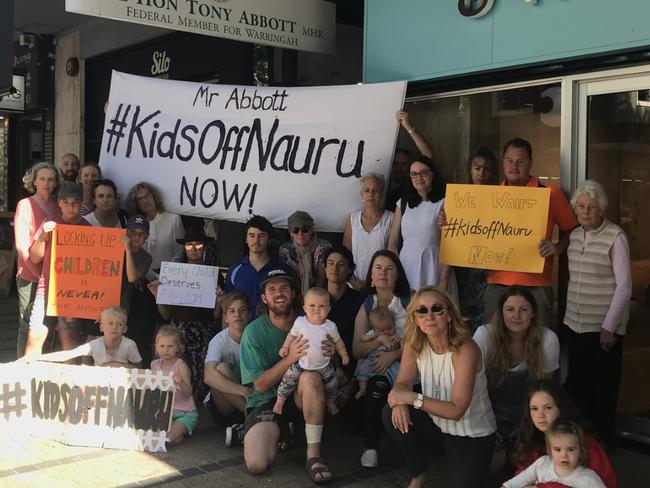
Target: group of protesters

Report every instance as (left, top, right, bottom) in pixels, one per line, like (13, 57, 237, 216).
(11, 111, 627, 487)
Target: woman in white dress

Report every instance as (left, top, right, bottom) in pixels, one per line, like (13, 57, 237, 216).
(343, 172, 394, 289)
(388, 156, 457, 299)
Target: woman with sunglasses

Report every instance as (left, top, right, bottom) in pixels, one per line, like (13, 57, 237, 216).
(388, 156, 457, 300)
(352, 250, 411, 468)
(383, 286, 496, 488)
(148, 227, 219, 403)
(279, 210, 332, 296)
(126, 182, 185, 281)
(472, 285, 559, 476)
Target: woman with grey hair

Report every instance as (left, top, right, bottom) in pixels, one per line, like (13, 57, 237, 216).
(13, 162, 61, 357)
(343, 172, 394, 289)
(126, 182, 184, 280)
(564, 179, 632, 449)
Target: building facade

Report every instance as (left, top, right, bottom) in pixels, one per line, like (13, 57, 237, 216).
(364, 0, 650, 442)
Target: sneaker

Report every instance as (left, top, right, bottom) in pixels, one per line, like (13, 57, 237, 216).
(360, 448, 378, 468)
(225, 423, 245, 447)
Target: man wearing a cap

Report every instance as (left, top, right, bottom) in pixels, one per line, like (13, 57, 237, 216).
(225, 215, 289, 318)
(279, 210, 332, 296)
(239, 269, 334, 482)
(24, 182, 91, 356)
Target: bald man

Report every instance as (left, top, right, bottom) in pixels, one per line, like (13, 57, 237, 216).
(58, 153, 80, 182)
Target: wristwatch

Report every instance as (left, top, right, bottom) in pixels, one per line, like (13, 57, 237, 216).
(413, 393, 423, 410)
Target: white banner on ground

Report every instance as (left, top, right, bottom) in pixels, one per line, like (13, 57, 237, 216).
(157, 261, 218, 308)
(0, 363, 174, 452)
(65, 0, 335, 54)
(99, 71, 406, 232)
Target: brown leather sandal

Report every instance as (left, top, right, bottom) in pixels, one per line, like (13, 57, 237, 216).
(305, 457, 333, 484)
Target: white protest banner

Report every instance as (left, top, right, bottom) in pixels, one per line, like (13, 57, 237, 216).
(156, 261, 218, 308)
(99, 71, 406, 232)
(66, 0, 335, 54)
(0, 363, 174, 452)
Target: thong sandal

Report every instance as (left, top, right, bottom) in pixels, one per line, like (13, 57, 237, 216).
(305, 457, 333, 484)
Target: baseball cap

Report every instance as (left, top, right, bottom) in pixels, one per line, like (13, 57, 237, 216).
(57, 182, 83, 201)
(259, 269, 295, 292)
(287, 210, 314, 229)
(126, 214, 150, 232)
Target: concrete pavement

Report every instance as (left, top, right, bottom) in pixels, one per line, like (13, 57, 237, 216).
(1, 293, 649, 487)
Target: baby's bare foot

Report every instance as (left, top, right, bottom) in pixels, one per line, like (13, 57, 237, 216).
(272, 400, 285, 415)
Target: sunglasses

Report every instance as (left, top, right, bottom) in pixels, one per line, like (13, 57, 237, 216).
(290, 226, 312, 234)
(184, 243, 204, 250)
(414, 304, 447, 316)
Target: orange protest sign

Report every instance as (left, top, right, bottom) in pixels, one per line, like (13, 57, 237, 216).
(47, 224, 125, 320)
(440, 184, 551, 273)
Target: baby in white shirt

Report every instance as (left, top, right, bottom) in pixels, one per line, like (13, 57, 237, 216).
(503, 418, 606, 488)
(273, 287, 349, 415)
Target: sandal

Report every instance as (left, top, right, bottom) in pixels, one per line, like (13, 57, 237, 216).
(305, 456, 333, 484)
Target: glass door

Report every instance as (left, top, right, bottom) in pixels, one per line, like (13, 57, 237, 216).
(577, 72, 650, 443)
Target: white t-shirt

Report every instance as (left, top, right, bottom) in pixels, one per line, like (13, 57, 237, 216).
(473, 324, 559, 373)
(290, 316, 341, 370)
(82, 212, 123, 228)
(205, 328, 240, 366)
(503, 455, 606, 488)
(79, 336, 142, 367)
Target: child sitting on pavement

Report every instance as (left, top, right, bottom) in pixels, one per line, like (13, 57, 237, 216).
(354, 306, 401, 399)
(273, 287, 350, 416)
(203, 291, 252, 448)
(24, 306, 142, 368)
(151, 325, 197, 445)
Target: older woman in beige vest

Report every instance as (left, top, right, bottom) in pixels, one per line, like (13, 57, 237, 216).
(564, 179, 632, 449)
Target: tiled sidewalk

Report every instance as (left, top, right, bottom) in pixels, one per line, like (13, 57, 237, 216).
(0, 417, 411, 488)
(2, 294, 650, 487)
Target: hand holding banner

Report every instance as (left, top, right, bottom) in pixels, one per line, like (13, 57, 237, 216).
(439, 184, 551, 273)
(47, 225, 125, 320)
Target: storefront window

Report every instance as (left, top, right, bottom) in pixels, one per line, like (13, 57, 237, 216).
(403, 82, 562, 188)
(586, 89, 650, 420)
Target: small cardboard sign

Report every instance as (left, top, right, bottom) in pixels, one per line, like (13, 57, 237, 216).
(47, 225, 125, 319)
(157, 261, 218, 309)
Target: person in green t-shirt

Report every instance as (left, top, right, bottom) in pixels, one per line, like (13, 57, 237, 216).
(239, 269, 335, 483)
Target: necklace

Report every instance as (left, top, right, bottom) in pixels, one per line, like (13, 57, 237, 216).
(432, 350, 447, 400)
